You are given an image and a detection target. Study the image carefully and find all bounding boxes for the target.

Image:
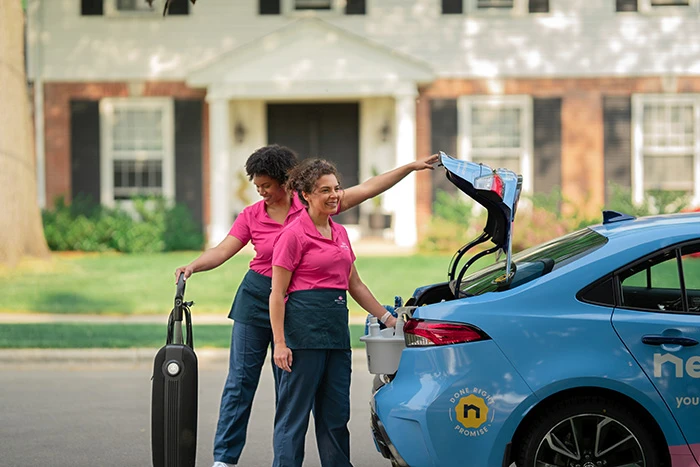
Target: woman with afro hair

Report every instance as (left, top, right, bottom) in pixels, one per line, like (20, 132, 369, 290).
(175, 144, 437, 467)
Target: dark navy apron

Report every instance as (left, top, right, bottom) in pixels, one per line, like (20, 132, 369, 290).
(228, 269, 273, 329)
(284, 289, 350, 350)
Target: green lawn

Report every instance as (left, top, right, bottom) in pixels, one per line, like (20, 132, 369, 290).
(0, 252, 463, 317)
(0, 323, 368, 349)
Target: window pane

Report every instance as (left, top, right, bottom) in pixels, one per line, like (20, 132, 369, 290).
(477, 0, 514, 7)
(295, 0, 331, 9)
(620, 251, 682, 311)
(642, 103, 694, 150)
(472, 106, 521, 149)
(470, 103, 523, 173)
(651, 0, 689, 5)
(113, 159, 163, 199)
(643, 154, 693, 191)
(117, 0, 153, 11)
(112, 108, 164, 153)
(641, 101, 695, 195)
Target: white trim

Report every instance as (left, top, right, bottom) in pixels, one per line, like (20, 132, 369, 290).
(456, 95, 534, 194)
(34, 80, 46, 208)
(98, 97, 175, 208)
(207, 97, 232, 247)
(631, 93, 700, 206)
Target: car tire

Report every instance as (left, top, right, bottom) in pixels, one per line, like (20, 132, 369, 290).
(515, 395, 664, 467)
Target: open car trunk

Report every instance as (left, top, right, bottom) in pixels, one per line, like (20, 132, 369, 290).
(406, 152, 523, 307)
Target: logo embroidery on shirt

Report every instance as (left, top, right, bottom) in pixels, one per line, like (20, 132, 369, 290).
(339, 242, 350, 250)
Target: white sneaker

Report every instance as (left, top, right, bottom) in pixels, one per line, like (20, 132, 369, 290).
(212, 463, 236, 467)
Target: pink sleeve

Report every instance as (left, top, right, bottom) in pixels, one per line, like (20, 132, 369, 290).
(272, 230, 303, 272)
(228, 209, 252, 245)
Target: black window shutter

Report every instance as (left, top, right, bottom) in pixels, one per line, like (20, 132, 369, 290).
(533, 98, 562, 196)
(430, 99, 459, 200)
(346, 0, 366, 14)
(260, 0, 281, 15)
(167, 0, 189, 15)
(616, 0, 638, 11)
(528, 0, 549, 12)
(174, 100, 204, 228)
(70, 100, 101, 204)
(81, 0, 103, 15)
(603, 96, 632, 201)
(442, 0, 463, 14)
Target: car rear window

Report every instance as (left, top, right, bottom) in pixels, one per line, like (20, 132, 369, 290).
(458, 228, 608, 296)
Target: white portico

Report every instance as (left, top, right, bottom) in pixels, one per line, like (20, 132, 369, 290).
(187, 18, 433, 248)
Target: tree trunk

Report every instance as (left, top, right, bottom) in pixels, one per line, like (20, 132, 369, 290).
(0, 0, 49, 266)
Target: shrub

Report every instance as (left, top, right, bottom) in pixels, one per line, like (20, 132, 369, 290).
(419, 190, 486, 253)
(42, 195, 203, 253)
(420, 185, 692, 255)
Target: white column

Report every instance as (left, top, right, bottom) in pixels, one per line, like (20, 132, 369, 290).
(34, 79, 46, 208)
(393, 90, 418, 247)
(207, 96, 232, 247)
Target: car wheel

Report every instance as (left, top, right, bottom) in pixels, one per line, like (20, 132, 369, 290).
(516, 396, 663, 467)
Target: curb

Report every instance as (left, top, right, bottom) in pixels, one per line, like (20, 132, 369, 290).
(0, 348, 368, 365)
(0, 348, 228, 366)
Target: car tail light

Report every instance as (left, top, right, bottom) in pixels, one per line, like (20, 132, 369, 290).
(403, 319, 489, 347)
(474, 172, 505, 199)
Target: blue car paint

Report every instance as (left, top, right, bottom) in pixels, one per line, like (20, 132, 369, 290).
(372, 213, 700, 466)
(375, 340, 533, 467)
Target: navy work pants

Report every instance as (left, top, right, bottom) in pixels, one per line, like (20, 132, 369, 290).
(213, 321, 279, 464)
(272, 349, 353, 467)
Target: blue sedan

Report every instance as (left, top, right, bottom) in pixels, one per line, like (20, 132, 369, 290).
(367, 153, 700, 467)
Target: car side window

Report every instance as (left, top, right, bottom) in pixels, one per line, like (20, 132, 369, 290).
(618, 243, 700, 313)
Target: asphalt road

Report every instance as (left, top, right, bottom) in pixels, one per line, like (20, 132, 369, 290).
(0, 350, 390, 467)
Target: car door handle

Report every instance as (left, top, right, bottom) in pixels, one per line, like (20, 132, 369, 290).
(642, 335, 699, 347)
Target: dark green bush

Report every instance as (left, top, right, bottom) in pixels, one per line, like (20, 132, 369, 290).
(42, 195, 203, 253)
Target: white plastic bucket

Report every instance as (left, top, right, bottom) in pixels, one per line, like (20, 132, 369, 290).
(360, 327, 406, 375)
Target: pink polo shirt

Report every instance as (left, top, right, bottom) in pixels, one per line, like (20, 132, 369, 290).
(228, 193, 306, 277)
(272, 209, 356, 294)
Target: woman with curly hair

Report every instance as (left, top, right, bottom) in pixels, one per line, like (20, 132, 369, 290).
(270, 159, 400, 467)
(174, 144, 436, 467)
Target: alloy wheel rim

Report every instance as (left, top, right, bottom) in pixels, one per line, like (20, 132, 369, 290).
(534, 413, 645, 467)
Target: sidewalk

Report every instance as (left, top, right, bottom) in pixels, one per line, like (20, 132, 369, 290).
(0, 312, 368, 325)
(0, 312, 369, 364)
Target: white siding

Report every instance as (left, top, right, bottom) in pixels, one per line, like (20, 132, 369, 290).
(28, 0, 700, 81)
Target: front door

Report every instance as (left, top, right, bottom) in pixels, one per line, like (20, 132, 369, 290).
(611, 242, 700, 462)
(267, 103, 360, 224)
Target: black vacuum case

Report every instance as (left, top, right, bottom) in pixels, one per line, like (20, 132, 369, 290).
(151, 273, 198, 467)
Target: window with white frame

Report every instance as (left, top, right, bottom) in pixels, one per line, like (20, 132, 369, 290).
(99, 98, 175, 206)
(457, 96, 533, 193)
(632, 95, 700, 205)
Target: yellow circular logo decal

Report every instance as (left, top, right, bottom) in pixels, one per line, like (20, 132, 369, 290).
(455, 394, 489, 429)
